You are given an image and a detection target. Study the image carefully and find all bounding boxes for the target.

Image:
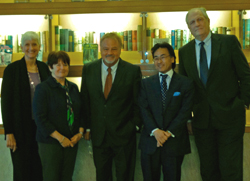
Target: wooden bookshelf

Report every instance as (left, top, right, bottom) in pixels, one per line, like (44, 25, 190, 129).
(0, 1, 250, 15)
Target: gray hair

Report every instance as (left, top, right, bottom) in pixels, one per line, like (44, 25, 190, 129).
(100, 32, 122, 48)
(21, 31, 40, 46)
(186, 7, 209, 25)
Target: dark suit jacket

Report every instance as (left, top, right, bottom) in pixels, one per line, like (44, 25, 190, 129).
(81, 58, 142, 147)
(33, 76, 84, 144)
(1, 57, 50, 146)
(179, 34, 250, 129)
(138, 72, 194, 156)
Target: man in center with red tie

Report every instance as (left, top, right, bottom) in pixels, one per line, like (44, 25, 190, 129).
(81, 32, 142, 181)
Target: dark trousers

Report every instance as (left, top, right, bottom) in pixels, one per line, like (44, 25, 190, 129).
(38, 142, 78, 181)
(10, 141, 43, 181)
(141, 148, 184, 181)
(194, 122, 245, 181)
(92, 134, 136, 181)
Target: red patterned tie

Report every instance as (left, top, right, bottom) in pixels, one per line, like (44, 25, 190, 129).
(104, 67, 112, 99)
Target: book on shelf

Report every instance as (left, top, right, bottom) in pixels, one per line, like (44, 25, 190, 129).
(0, 44, 13, 65)
(132, 30, 137, 51)
(83, 44, 98, 64)
(55, 25, 62, 52)
(120, 32, 124, 51)
(154, 28, 159, 39)
(124, 31, 128, 51)
(60, 29, 69, 52)
(137, 25, 142, 51)
(245, 19, 250, 49)
(146, 28, 151, 51)
(69, 30, 75, 52)
(243, 20, 246, 49)
(127, 30, 132, 51)
(171, 30, 175, 50)
(151, 30, 155, 50)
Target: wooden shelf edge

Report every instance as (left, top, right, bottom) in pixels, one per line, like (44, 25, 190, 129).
(1, 1, 250, 15)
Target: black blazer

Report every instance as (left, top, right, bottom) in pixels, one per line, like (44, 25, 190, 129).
(179, 34, 250, 129)
(1, 57, 50, 145)
(138, 72, 194, 156)
(33, 76, 84, 144)
(81, 58, 142, 147)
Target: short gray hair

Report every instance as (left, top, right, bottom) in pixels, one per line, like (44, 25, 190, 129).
(186, 7, 209, 25)
(100, 32, 122, 48)
(21, 31, 40, 46)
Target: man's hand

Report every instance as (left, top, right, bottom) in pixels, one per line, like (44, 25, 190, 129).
(84, 131, 90, 140)
(70, 133, 82, 146)
(6, 134, 17, 152)
(187, 121, 193, 135)
(153, 129, 171, 147)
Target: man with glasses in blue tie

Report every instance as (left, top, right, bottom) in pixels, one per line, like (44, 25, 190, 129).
(138, 42, 194, 181)
(179, 7, 250, 181)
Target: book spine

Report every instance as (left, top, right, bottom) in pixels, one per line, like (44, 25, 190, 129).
(243, 19, 245, 49)
(137, 25, 142, 51)
(218, 27, 222, 34)
(64, 29, 69, 52)
(151, 29, 155, 49)
(176, 29, 181, 50)
(146, 28, 151, 51)
(60, 29, 65, 51)
(124, 31, 128, 51)
(155, 28, 159, 39)
(222, 27, 227, 35)
(127, 30, 132, 51)
(175, 30, 178, 50)
(120, 31, 124, 51)
(171, 30, 175, 50)
(132, 30, 137, 51)
(246, 19, 250, 49)
(69, 30, 74, 52)
(55, 25, 61, 51)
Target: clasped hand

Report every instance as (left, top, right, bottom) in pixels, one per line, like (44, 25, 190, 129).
(60, 133, 82, 148)
(153, 129, 171, 147)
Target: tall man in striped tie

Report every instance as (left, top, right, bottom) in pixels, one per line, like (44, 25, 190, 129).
(179, 7, 250, 181)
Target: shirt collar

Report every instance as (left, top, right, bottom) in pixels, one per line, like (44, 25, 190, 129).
(195, 31, 211, 45)
(158, 69, 174, 79)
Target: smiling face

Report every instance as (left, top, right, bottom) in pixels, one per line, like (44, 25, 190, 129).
(153, 48, 174, 74)
(187, 10, 210, 41)
(101, 38, 121, 66)
(49, 59, 69, 81)
(21, 39, 40, 60)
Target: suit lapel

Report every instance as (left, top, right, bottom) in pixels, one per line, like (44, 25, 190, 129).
(207, 34, 220, 84)
(163, 72, 180, 110)
(188, 40, 201, 83)
(95, 59, 104, 98)
(152, 74, 163, 112)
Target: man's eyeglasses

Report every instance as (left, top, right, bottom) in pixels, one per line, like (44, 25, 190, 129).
(153, 55, 171, 62)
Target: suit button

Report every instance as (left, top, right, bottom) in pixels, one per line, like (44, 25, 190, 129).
(104, 116, 106, 119)
(104, 105, 107, 108)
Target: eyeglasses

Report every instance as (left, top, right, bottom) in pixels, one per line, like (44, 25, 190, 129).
(153, 55, 171, 62)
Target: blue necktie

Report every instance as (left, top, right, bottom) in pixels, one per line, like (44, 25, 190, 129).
(161, 74, 168, 110)
(200, 42, 208, 86)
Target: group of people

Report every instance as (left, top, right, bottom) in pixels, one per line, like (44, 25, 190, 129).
(1, 7, 250, 181)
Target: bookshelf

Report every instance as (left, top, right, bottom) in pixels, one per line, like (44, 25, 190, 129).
(0, 0, 250, 131)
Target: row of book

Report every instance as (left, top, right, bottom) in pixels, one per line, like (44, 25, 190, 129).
(212, 26, 236, 35)
(243, 19, 250, 49)
(0, 35, 13, 65)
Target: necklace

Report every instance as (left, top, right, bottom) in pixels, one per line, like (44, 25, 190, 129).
(27, 65, 41, 91)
